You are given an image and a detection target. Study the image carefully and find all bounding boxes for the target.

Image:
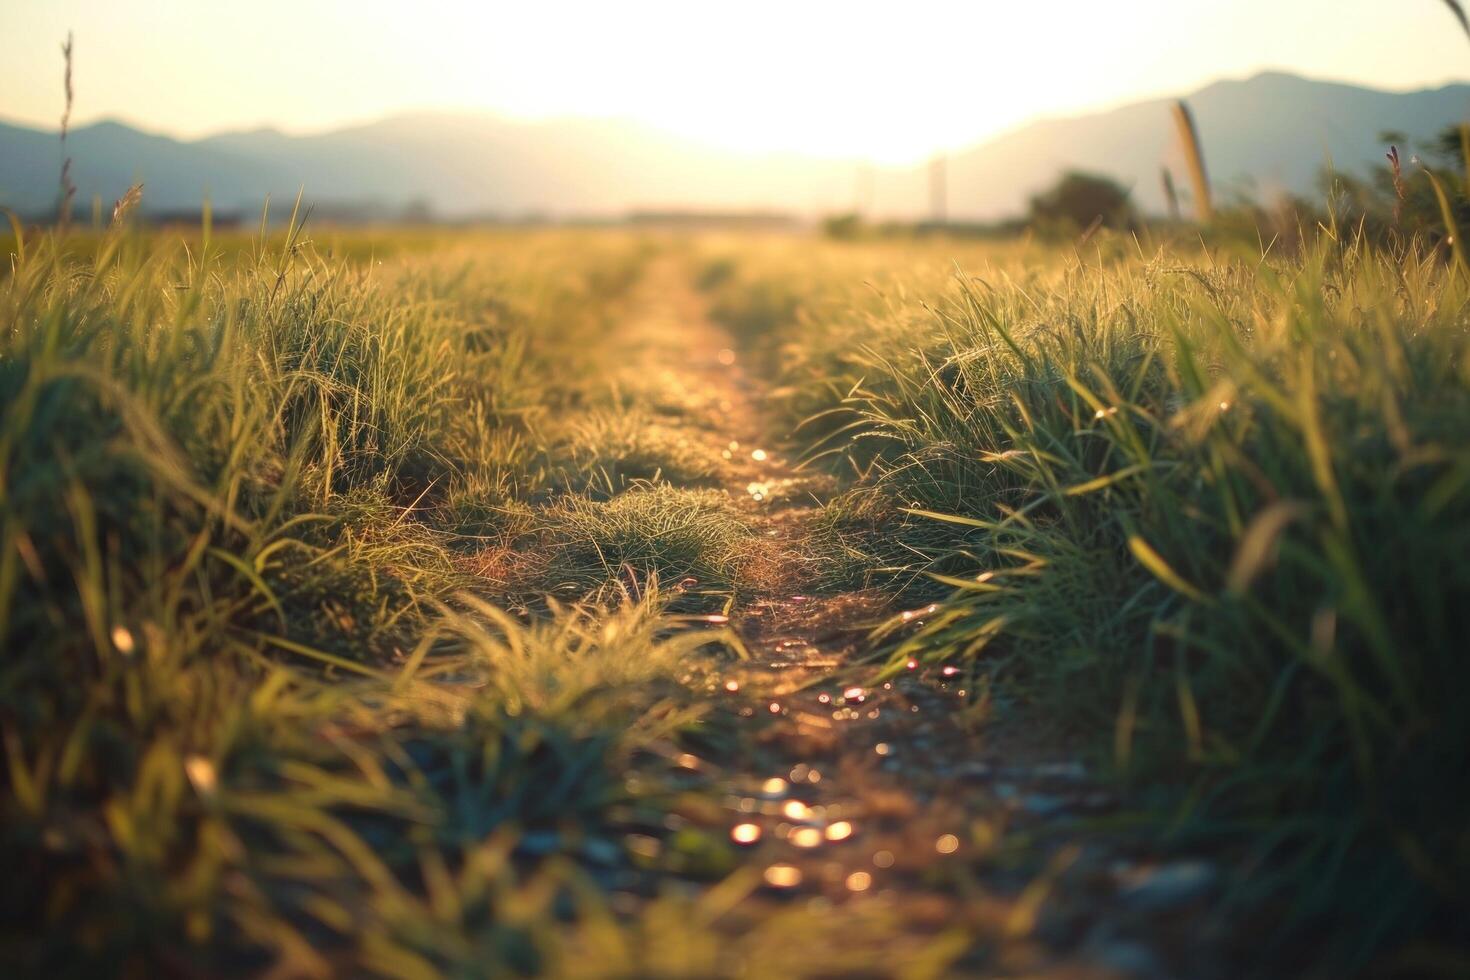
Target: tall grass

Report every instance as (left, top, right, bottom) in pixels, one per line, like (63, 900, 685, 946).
(1, 221, 1001, 976)
(0, 223, 754, 974)
(704, 229, 1470, 970)
(10, 209, 1468, 973)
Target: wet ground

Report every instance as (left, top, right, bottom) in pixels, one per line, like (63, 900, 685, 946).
(589, 260, 1230, 979)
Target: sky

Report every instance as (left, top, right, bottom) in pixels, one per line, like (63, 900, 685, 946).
(2, 0, 1468, 164)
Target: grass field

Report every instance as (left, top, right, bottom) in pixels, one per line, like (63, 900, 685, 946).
(2, 217, 1468, 977)
(699, 230, 1470, 966)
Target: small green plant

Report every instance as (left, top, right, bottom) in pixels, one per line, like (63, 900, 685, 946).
(542, 485, 752, 596)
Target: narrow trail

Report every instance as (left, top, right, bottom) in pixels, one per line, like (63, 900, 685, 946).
(605, 256, 1225, 980)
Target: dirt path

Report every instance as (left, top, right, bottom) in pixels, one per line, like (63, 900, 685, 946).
(605, 256, 1226, 980)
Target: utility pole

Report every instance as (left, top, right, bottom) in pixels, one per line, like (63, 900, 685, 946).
(854, 161, 875, 216)
(929, 153, 947, 226)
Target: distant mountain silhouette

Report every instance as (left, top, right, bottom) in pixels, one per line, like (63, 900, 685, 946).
(1, 71, 1466, 221)
(899, 71, 1470, 219)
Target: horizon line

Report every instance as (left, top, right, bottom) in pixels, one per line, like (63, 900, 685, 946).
(3, 66, 1467, 169)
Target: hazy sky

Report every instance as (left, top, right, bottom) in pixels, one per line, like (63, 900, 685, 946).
(2, 0, 1467, 163)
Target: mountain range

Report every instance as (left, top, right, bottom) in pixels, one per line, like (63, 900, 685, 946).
(1, 71, 1466, 222)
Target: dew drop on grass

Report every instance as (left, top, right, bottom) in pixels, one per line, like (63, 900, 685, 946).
(764, 864, 803, 887)
(111, 626, 136, 655)
(790, 827, 823, 848)
(184, 756, 217, 795)
(782, 800, 811, 820)
(731, 823, 762, 844)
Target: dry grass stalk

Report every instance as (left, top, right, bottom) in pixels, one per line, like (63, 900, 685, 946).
(57, 31, 76, 228)
(110, 183, 143, 227)
(1442, 0, 1470, 41)
(1386, 145, 1406, 226)
(1171, 99, 1212, 221)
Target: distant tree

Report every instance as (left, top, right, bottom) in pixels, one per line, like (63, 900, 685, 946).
(399, 197, 436, 224)
(822, 212, 865, 240)
(1028, 171, 1134, 231)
